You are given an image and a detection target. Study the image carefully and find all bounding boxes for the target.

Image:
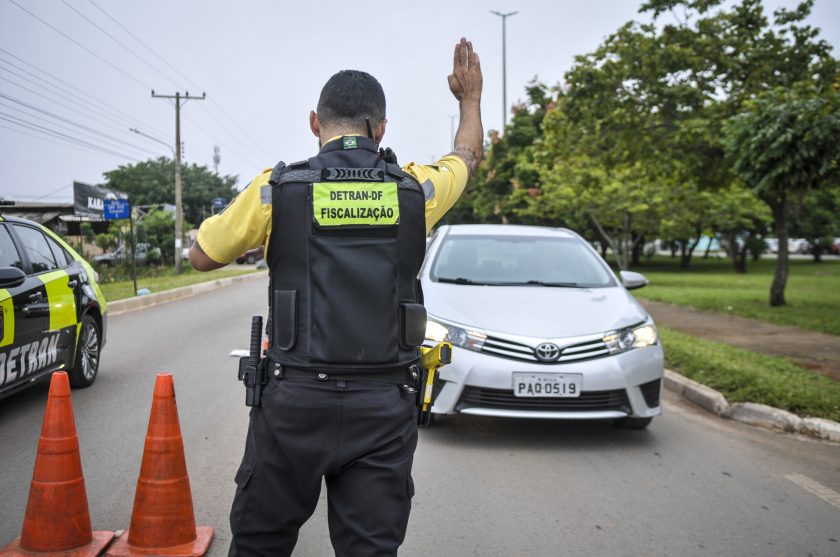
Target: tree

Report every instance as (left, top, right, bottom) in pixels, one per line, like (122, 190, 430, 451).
(102, 157, 238, 227)
(790, 187, 840, 263)
(94, 233, 116, 253)
(141, 209, 178, 264)
(724, 86, 840, 305)
(463, 82, 558, 226)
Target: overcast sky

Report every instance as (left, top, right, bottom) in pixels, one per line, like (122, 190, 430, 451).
(1, 0, 838, 203)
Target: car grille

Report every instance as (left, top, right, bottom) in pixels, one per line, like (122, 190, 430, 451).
(639, 379, 661, 408)
(480, 336, 611, 364)
(457, 386, 631, 413)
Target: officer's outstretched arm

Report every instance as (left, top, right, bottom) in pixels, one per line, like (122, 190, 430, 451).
(447, 37, 484, 178)
(189, 242, 225, 272)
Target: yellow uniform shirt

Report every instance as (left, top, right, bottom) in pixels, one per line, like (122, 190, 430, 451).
(197, 151, 468, 265)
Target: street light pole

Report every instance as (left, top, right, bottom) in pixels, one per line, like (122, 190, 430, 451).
(490, 10, 518, 130)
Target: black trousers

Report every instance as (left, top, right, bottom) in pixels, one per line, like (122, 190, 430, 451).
(228, 377, 418, 557)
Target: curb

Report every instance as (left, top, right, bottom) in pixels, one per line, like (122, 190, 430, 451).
(106, 271, 268, 316)
(663, 369, 840, 443)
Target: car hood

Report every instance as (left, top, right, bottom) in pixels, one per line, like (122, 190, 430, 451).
(422, 281, 650, 338)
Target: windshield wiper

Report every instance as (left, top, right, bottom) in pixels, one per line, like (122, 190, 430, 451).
(436, 276, 485, 285)
(522, 280, 581, 287)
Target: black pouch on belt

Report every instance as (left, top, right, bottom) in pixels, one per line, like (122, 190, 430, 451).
(399, 303, 427, 349)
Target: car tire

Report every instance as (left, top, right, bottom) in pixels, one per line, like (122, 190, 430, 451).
(246, 254, 256, 264)
(68, 315, 101, 389)
(613, 416, 652, 429)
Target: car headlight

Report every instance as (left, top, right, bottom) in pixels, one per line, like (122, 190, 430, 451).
(603, 323, 658, 354)
(425, 317, 486, 352)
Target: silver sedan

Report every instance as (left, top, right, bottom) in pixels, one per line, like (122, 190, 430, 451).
(422, 224, 664, 428)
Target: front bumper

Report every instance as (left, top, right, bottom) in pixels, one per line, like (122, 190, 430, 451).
(432, 343, 664, 420)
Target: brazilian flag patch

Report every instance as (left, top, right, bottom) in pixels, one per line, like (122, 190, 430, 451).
(313, 182, 399, 227)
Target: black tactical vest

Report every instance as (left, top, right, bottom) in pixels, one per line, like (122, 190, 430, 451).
(265, 136, 427, 375)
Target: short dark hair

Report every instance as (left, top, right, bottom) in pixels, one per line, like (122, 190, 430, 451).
(316, 70, 386, 130)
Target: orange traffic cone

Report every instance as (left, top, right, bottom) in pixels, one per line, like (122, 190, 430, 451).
(1, 371, 114, 556)
(106, 374, 213, 557)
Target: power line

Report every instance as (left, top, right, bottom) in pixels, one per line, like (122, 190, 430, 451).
(0, 99, 156, 157)
(84, 0, 276, 162)
(59, 0, 182, 90)
(86, 0, 195, 86)
(0, 69, 159, 147)
(5, 0, 150, 90)
(0, 122, 115, 159)
(30, 184, 73, 201)
(182, 112, 266, 169)
(0, 91, 160, 156)
(0, 113, 141, 160)
(0, 47, 169, 137)
(0, 58, 136, 129)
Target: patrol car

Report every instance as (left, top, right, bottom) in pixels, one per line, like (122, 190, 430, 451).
(0, 213, 107, 398)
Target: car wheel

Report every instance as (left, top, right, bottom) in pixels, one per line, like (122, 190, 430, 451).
(246, 254, 256, 264)
(68, 315, 101, 388)
(612, 416, 652, 429)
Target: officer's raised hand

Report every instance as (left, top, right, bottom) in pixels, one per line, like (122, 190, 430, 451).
(447, 38, 484, 178)
(448, 37, 483, 103)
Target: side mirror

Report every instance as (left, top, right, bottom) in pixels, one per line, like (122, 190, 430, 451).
(0, 266, 26, 289)
(620, 270, 649, 291)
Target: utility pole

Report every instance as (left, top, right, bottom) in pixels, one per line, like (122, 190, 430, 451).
(151, 90, 205, 274)
(448, 114, 457, 149)
(490, 10, 518, 129)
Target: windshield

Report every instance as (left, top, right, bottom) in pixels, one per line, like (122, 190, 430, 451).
(430, 234, 616, 288)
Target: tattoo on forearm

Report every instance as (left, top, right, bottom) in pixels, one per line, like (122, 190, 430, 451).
(450, 147, 482, 178)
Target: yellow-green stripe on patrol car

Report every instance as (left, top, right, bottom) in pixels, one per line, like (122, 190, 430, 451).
(0, 291, 14, 348)
(313, 182, 399, 227)
(37, 270, 77, 332)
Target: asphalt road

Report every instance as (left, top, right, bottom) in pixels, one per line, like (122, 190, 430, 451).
(1, 276, 839, 556)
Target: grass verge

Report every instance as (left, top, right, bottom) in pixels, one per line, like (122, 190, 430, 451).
(100, 267, 259, 302)
(660, 326, 840, 422)
(632, 256, 840, 336)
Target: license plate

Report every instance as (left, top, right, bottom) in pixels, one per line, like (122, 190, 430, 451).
(512, 372, 582, 398)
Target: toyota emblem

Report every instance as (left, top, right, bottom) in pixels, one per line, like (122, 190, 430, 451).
(534, 342, 561, 362)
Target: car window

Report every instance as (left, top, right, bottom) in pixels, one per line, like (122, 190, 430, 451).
(0, 225, 23, 270)
(45, 235, 71, 268)
(431, 234, 616, 288)
(13, 224, 58, 274)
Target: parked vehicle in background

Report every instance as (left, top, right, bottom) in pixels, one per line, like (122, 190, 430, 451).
(0, 214, 107, 398)
(236, 247, 264, 265)
(788, 238, 810, 254)
(422, 224, 664, 429)
(831, 238, 840, 255)
(94, 243, 149, 266)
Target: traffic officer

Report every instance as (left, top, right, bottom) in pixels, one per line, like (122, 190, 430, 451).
(189, 37, 483, 557)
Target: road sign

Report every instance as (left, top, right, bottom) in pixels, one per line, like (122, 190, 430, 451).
(103, 198, 130, 220)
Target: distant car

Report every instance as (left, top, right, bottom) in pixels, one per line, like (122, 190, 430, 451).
(94, 243, 149, 266)
(422, 224, 664, 428)
(0, 214, 108, 398)
(788, 238, 810, 254)
(831, 238, 840, 255)
(236, 247, 264, 265)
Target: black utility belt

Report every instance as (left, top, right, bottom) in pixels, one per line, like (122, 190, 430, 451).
(273, 364, 417, 385)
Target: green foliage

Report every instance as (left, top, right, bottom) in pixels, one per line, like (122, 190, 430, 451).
(661, 326, 840, 421)
(94, 233, 116, 252)
(462, 81, 558, 226)
(724, 87, 840, 201)
(102, 157, 238, 226)
(80, 222, 95, 244)
(724, 85, 840, 302)
(140, 209, 177, 264)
